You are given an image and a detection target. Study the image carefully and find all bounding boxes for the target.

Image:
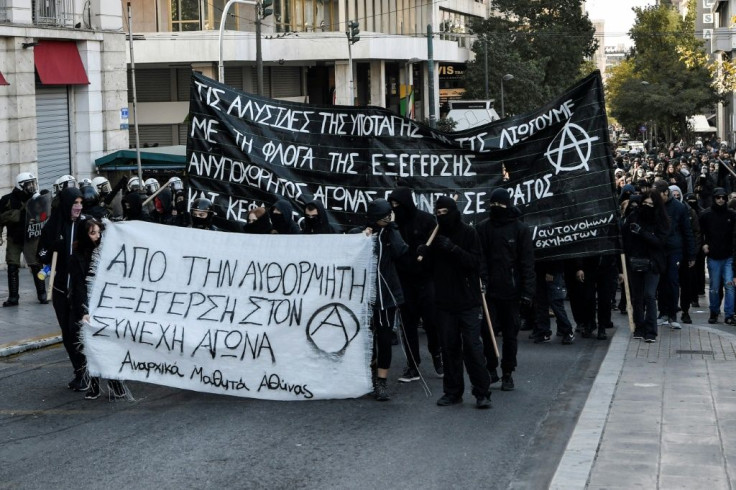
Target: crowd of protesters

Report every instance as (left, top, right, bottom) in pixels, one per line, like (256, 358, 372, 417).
(3, 135, 734, 408)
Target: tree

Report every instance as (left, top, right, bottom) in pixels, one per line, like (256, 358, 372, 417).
(607, 1, 720, 145)
(465, 0, 598, 116)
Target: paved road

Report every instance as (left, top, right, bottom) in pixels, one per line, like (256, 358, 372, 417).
(0, 321, 612, 489)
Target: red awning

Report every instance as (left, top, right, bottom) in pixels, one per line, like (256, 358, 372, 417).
(34, 40, 89, 85)
(0, 71, 8, 86)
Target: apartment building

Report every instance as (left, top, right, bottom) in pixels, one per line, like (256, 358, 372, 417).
(0, 0, 128, 194)
(708, 0, 733, 143)
(124, 0, 487, 147)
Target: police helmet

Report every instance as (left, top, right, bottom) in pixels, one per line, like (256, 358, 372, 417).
(53, 175, 77, 195)
(169, 177, 184, 192)
(92, 176, 112, 196)
(16, 172, 39, 195)
(144, 178, 160, 196)
(81, 184, 100, 209)
(127, 177, 142, 192)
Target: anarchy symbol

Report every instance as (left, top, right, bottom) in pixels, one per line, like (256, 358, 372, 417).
(306, 303, 360, 356)
(545, 121, 600, 174)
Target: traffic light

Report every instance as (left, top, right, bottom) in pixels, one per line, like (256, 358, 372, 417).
(347, 20, 360, 44)
(261, 0, 273, 18)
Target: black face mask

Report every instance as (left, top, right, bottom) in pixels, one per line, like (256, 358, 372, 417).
(639, 206, 655, 222)
(271, 213, 287, 228)
(392, 205, 409, 223)
(436, 209, 461, 233)
(304, 215, 321, 230)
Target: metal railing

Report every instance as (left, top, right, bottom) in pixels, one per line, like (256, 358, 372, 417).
(34, 0, 75, 27)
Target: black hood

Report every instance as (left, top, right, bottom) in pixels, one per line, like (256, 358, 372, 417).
(435, 196, 461, 235)
(155, 187, 174, 214)
(59, 187, 82, 222)
(122, 192, 144, 220)
(388, 187, 416, 223)
(269, 199, 300, 234)
(302, 199, 333, 234)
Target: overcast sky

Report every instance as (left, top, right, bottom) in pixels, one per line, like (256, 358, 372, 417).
(586, 0, 658, 47)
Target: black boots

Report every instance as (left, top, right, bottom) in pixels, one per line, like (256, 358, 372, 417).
(30, 265, 48, 304)
(3, 264, 20, 307)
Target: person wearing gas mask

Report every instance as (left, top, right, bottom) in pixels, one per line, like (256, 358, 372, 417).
(418, 196, 492, 408)
(0, 172, 48, 306)
(37, 187, 89, 391)
(301, 199, 335, 234)
(351, 199, 408, 401)
(387, 186, 443, 382)
(476, 188, 535, 392)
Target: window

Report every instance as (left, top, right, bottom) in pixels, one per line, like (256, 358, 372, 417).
(171, 0, 200, 31)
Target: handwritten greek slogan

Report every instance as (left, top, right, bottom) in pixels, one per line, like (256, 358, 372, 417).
(81, 221, 376, 400)
(187, 70, 620, 261)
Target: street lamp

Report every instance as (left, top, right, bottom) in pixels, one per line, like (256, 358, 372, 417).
(500, 73, 514, 119)
(218, 0, 256, 84)
(405, 57, 421, 119)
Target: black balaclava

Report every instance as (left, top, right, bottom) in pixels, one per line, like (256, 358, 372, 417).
(367, 198, 392, 229)
(387, 187, 416, 224)
(435, 196, 460, 234)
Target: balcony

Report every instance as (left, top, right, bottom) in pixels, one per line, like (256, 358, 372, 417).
(33, 0, 75, 28)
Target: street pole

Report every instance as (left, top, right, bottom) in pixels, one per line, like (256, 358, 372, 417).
(347, 41, 354, 105)
(500, 78, 505, 119)
(427, 24, 437, 128)
(484, 40, 488, 100)
(218, 0, 256, 83)
(256, 14, 263, 95)
(127, 2, 143, 186)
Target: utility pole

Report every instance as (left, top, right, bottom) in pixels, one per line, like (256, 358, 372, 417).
(346, 20, 360, 105)
(257, 0, 273, 96)
(427, 24, 436, 128)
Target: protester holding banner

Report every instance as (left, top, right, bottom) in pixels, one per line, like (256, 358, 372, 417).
(622, 190, 669, 342)
(0, 172, 47, 306)
(269, 199, 300, 235)
(358, 199, 408, 401)
(301, 199, 335, 234)
(243, 206, 273, 234)
(388, 187, 443, 381)
(38, 187, 89, 391)
(420, 196, 491, 408)
(476, 189, 535, 392)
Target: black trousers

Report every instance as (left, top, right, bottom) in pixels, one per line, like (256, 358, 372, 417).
(484, 297, 521, 375)
(52, 292, 86, 378)
(436, 307, 490, 398)
(372, 307, 396, 370)
(582, 263, 616, 330)
(399, 280, 440, 369)
(679, 260, 695, 314)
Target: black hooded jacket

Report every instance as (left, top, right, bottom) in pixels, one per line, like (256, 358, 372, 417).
(388, 187, 437, 280)
(475, 207, 535, 302)
(37, 188, 87, 294)
(270, 199, 301, 234)
(699, 201, 736, 260)
(301, 199, 336, 234)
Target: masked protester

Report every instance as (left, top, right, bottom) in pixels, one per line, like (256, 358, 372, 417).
(301, 200, 335, 234)
(387, 186, 443, 381)
(190, 198, 219, 231)
(243, 207, 272, 234)
(476, 188, 535, 392)
(0, 172, 47, 306)
(172, 189, 191, 227)
(269, 199, 300, 234)
(699, 187, 736, 324)
(121, 190, 146, 221)
(418, 196, 492, 408)
(151, 187, 175, 225)
(623, 190, 669, 342)
(352, 199, 407, 401)
(37, 187, 90, 391)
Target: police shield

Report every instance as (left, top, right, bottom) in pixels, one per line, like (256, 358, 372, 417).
(25, 192, 51, 240)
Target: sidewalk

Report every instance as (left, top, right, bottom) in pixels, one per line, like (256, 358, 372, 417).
(552, 302, 736, 489)
(0, 268, 60, 357)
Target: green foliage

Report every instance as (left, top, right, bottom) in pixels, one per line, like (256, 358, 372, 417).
(607, 1, 718, 145)
(435, 117, 458, 132)
(465, 0, 597, 115)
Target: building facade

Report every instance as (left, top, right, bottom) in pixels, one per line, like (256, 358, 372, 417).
(123, 0, 487, 147)
(0, 0, 129, 195)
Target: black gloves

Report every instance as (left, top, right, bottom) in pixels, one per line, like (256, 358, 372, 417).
(434, 235, 454, 252)
(417, 244, 429, 258)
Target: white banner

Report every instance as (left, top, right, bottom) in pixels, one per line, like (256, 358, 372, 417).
(82, 221, 376, 400)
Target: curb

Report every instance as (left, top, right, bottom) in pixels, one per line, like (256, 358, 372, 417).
(0, 335, 62, 358)
(549, 323, 629, 489)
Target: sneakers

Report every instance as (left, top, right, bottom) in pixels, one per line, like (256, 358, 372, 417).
(561, 332, 575, 345)
(709, 312, 718, 324)
(68, 376, 89, 392)
(108, 380, 127, 399)
(475, 394, 492, 409)
(398, 367, 420, 383)
(669, 321, 682, 330)
(489, 369, 501, 384)
(436, 394, 462, 406)
(633, 330, 645, 340)
(501, 375, 515, 391)
(597, 331, 608, 340)
(533, 332, 552, 344)
(374, 378, 390, 401)
(432, 354, 444, 377)
(84, 379, 100, 400)
(645, 337, 656, 343)
(657, 317, 669, 327)
(725, 316, 736, 326)
(681, 312, 692, 324)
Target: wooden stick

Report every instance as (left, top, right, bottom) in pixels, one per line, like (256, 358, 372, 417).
(416, 225, 438, 262)
(480, 279, 500, 358)
(141, 177, 177, 207)
(619, 252, 635, 333)
(47, 251, 57, 301)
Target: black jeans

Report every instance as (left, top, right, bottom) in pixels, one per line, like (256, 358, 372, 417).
(52, 292, 86, 378)
(484, 298, 521, 375)
(399, 280, 439, 369)
(630, 270, 660, 339)
(582, 263, 616, 330)
(436, 307, 490, 398)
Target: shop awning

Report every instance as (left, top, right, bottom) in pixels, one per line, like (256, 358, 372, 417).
(688, 115, 717, 133)
(94, 145, 187, 172)
(0, 71, 8, 86)
(34, 40, 89, 85)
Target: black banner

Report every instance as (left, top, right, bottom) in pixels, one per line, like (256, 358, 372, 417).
(187, 71, 619, 261)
